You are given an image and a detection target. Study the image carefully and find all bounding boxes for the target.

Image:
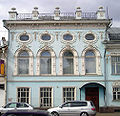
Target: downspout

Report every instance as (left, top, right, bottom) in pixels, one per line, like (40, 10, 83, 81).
(6, 29, 10, 104)
(104, 47, 107, 107)
(104, 22, 111, 107)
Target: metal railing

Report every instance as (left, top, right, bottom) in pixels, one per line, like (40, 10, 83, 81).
(17, 12, 97, 20)
(109, 34, 120, 40)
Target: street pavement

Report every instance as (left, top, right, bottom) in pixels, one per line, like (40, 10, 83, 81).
(96, 112, 120, 116)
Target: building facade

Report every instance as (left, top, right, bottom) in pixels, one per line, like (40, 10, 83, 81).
(3, 7, 120, 112)
(0, 37, 8, 107)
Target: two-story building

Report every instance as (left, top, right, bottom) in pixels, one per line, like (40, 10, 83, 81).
(0, 37, 8, 107)
(3, 6, 120, 112)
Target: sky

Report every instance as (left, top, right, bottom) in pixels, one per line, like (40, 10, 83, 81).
(0, 0, 120, 40)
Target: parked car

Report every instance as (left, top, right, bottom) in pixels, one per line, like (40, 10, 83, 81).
(48, 100, 96, 116)
(0, 102, 33, 114)
(1, 110, 51, 116)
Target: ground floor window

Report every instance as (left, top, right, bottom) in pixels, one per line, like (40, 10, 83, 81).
(17, 87, 30, 103)
(63, 87, 75, 103)
(40, 87, 52, 108)
(113, 87, 120, 100)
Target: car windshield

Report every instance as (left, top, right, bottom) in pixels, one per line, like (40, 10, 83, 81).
(4, 103, 17, 108)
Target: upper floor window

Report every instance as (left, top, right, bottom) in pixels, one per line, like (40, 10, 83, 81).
(17, 50, 29, 75)
(85, 50, 96, 74)
(63, 51, 74, 74)
(20, 35, 29, 41)
(40, 51, 51, 74)
(63, 34, 73, 41)
(41, 34, 51, 41)
(85, 33, 95, 40)
(111, 56, 120, 74)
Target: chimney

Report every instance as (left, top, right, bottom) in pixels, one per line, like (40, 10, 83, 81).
(97, 6, 106, 19)
(54, 7, 60, 20)
(32, 7, 39, 20)
(9, 7, 18, 20)
(75, 7, 82, 19)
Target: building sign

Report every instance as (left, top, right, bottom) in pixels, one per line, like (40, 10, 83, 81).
(0, 60, 5, 75)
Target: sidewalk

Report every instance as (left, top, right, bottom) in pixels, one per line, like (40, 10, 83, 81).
(96, 112, 120, 116)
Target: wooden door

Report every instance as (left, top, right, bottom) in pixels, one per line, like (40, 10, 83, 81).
(85, 87, 99, 111)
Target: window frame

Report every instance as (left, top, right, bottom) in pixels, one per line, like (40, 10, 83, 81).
(111, 56, 120, 75)
(40, 51, 51, 75)
(17, 87, 31, 104)
(17, 50, 29, 75)
(63, 51, 74, 75)
(17, 32, 32, 45)
(85, 50, 96, 74)
(83, 32, 97, 44)
(61, 32, 76, 44)
(36, 46, 56, 76)
(40, 87, 53, 108)
(39, 32, 54, 44)
(63, 87, 76, 103)
(14, 47, 34, 76)
(113, 87, 120, 101)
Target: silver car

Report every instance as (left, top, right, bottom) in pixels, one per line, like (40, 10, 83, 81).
(48, 101, 96, 116)
(0, 102, 33, 114)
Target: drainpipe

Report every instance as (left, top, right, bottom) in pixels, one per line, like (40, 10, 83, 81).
(104, 48, 107, 107)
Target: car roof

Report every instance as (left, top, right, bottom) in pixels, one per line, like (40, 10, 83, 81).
(64, 100, 90, 103)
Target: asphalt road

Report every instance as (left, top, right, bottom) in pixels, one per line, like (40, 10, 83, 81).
(96, 112, 120, 116)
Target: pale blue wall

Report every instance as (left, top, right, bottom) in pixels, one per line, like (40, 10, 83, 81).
(7, 27, 114, 108)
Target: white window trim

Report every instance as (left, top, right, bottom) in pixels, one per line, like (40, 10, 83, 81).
(59, 46, 79, 75)
(39, 87, 53, 108)
(81, 46, 102, 75)
(39, 32, 54, 44)
(16, 87, 31, 104)
(62, 87, 76, 103)
(14, 46, 34, 76)
(36, 46, 56, 76)
(83, 31, 98, 44)
(61, 31, 76, 44)
(111, 55, 120, 75)
(16, 31, 33, 45)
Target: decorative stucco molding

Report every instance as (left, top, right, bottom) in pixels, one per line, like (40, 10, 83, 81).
(16, 31, 33, 45)
(36, 46, 56, 75)
(81, 45, 102, 75)
(60, 31, 76, 44)
(14, 45, 34, 75)
(82, 31, 98, 44)
(59, 45, 79, 75)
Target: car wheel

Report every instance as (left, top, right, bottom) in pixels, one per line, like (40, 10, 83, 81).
(51, 112, 59, 116)
(80, 112, 88, 116)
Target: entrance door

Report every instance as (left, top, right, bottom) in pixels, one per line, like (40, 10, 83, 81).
(85, 87, 99, 111)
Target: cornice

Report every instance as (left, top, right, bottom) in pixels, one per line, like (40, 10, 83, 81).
(3, 19, 111, 30)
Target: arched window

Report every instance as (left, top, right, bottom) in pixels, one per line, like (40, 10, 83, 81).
(40, 51, 51, 74)
(85, 50, 96, 74)
(18, 50, 29, 75)
(63, 51, 74, 74)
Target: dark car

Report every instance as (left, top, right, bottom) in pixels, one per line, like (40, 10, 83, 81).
(1, 110, 51, 116)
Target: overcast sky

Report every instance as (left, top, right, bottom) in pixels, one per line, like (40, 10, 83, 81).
(0, 0, 120, 40)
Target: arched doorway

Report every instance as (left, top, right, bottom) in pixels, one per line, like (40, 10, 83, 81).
(80, 82, 106, 112)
